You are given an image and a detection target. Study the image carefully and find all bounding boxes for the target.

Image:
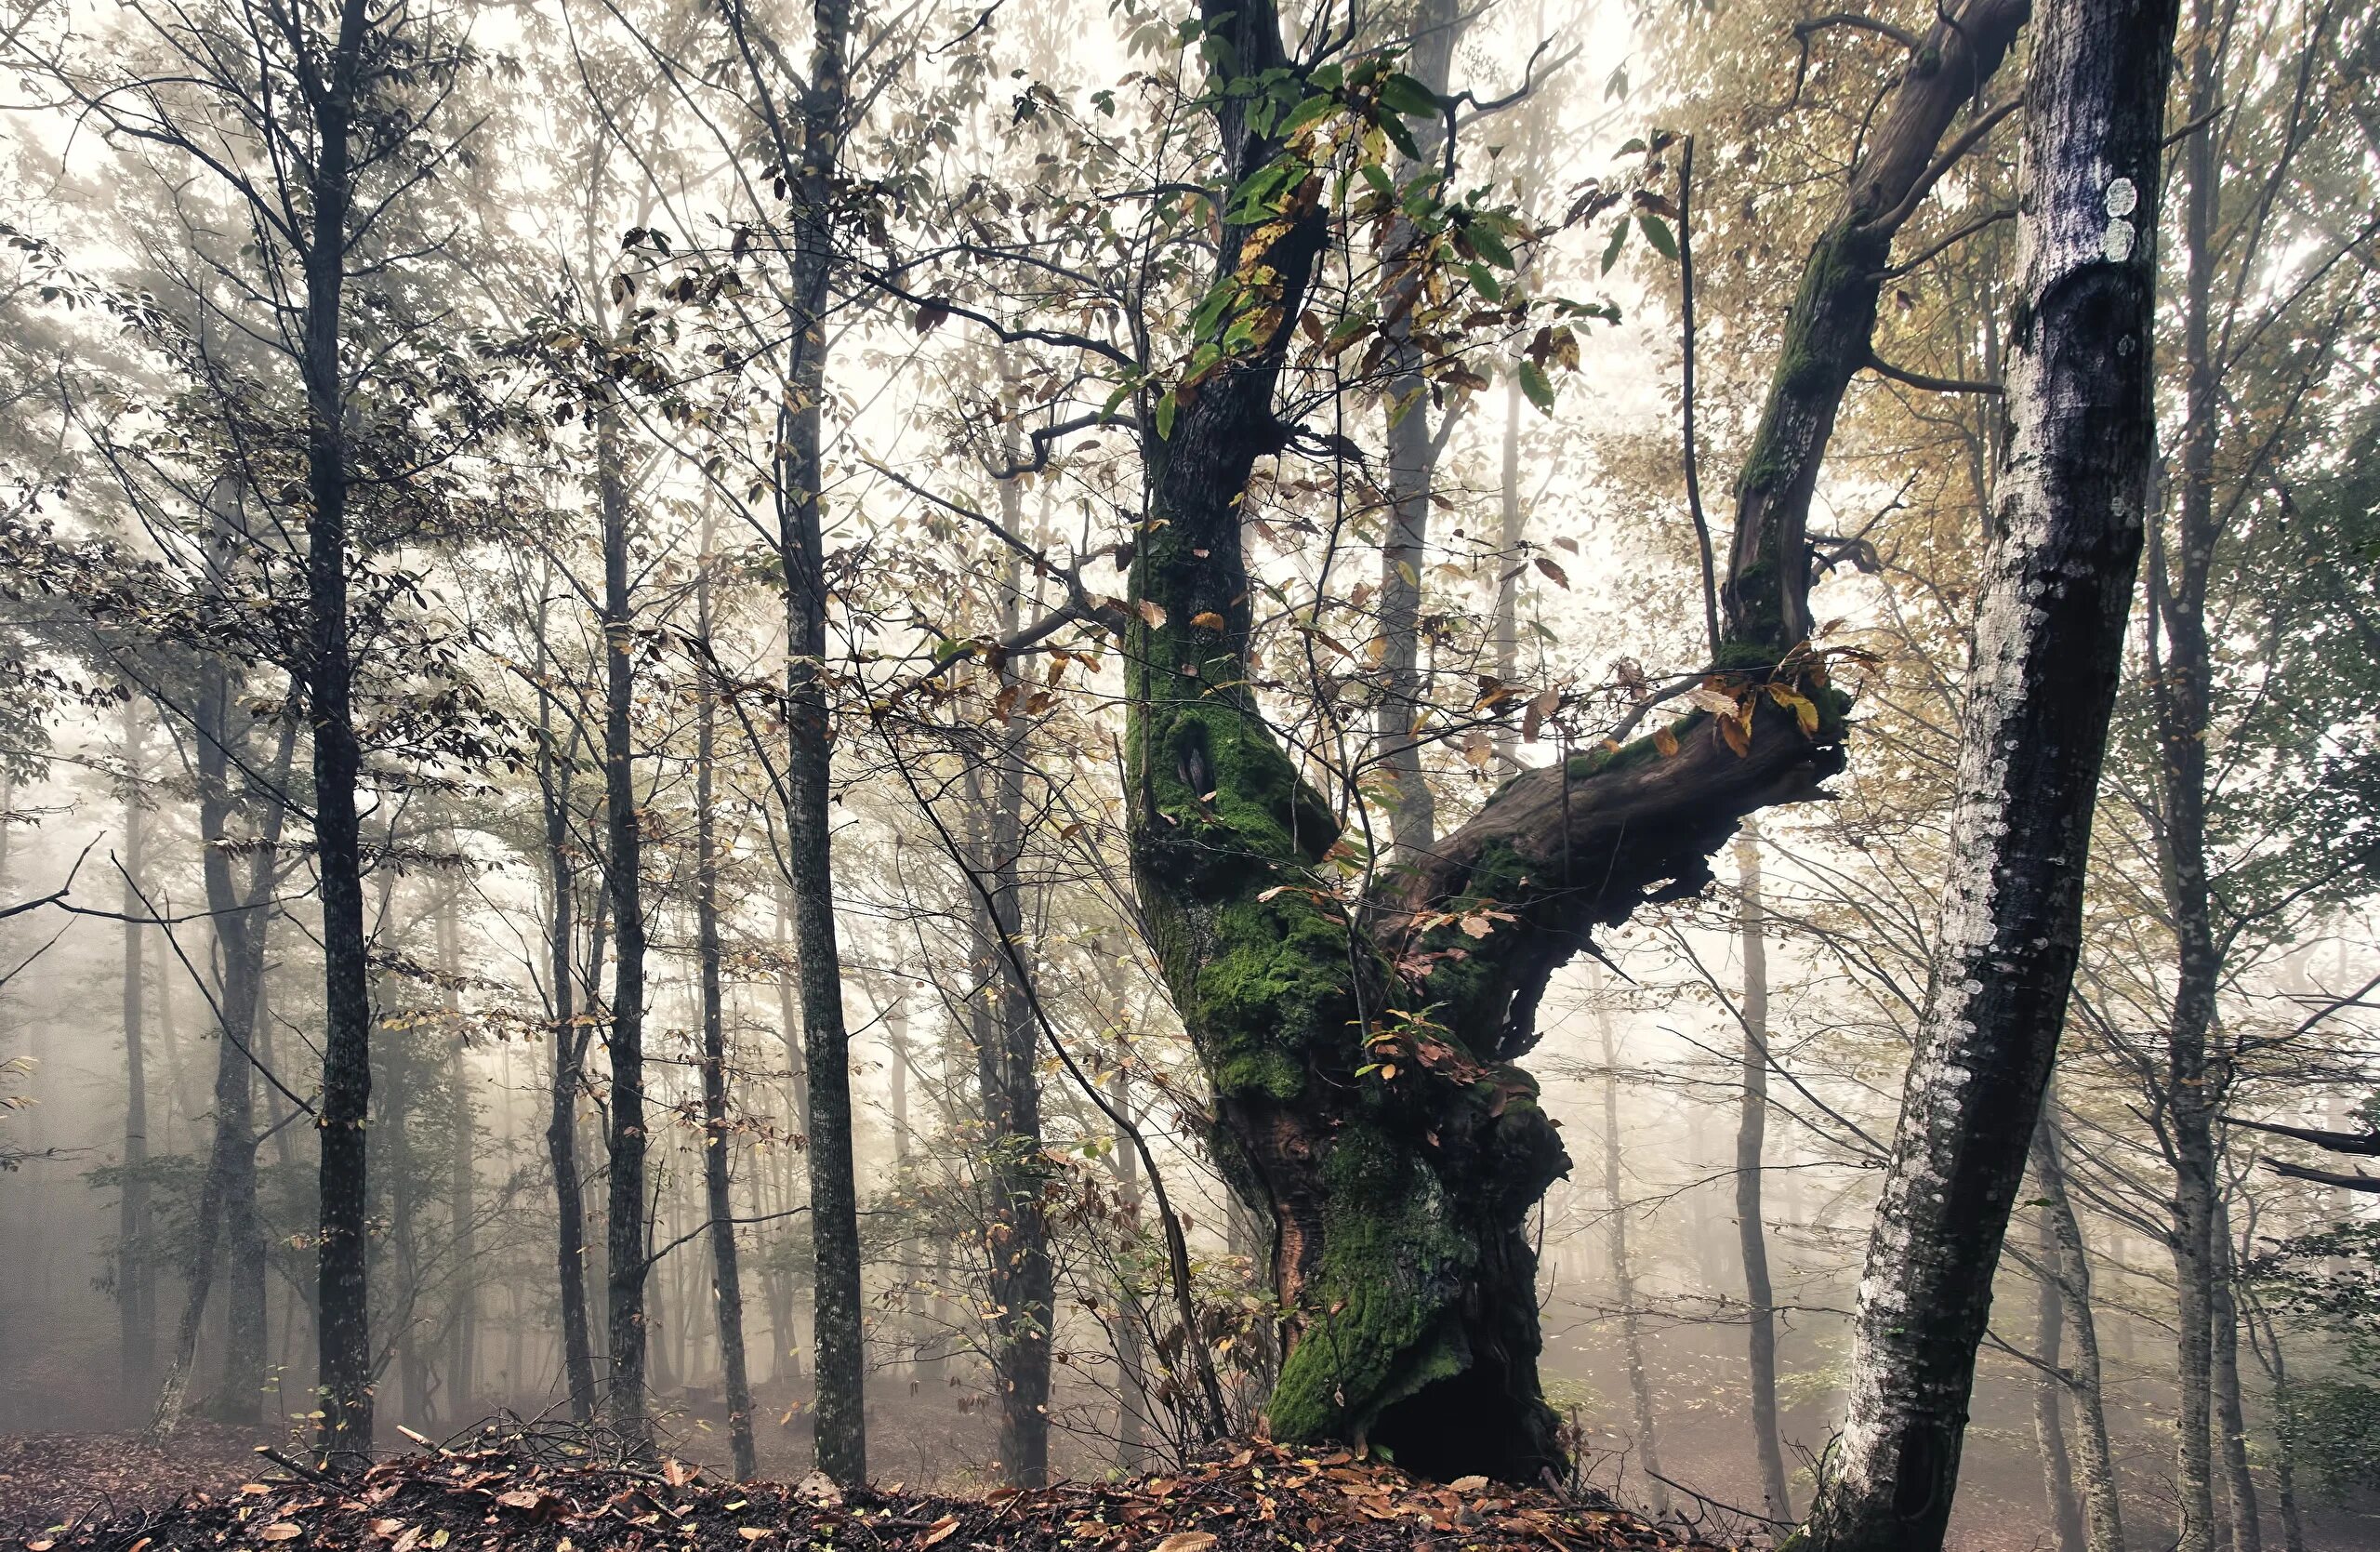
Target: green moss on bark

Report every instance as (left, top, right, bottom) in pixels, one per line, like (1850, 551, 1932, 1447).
(1265, 1118, 1474, 1442)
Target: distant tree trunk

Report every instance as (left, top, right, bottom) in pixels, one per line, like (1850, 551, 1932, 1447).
(119, 705, 156, 1400)
(441, 882, 477, 1416)
(1491, 373, 1524, 775)
(972, 486, 1052, 1489)
(2032, 1210, 2086, 1552)
(1597, 1003, 1667, 1516)
(2242, 1295, 2307, 1552)
(304, 0, 381, 1459)
(537, 656, 599, 1423)
(1734, 832, 1792, 1525)
(695, 540, 760, 1481)
(1369, 0, 1461, 860)
(2212, 1197, 2262, 1552)
(155, 670, 290, 1436)
(772, 0, 865, 1483)
(1111, 1061, 1149, 1474)
(2034, 1114, 2123, 1552)
(1793, 0, 2175, 1535)
(596, 407, 653, 1453)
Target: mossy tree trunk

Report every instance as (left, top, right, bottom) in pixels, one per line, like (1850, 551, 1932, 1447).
(1124, 0, 2027, 1484)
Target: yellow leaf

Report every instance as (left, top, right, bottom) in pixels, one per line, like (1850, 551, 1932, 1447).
(1154, 1533, 1218, 1552)
(1652, 724, 1679, 758)
(1191, 611, 1225, 631)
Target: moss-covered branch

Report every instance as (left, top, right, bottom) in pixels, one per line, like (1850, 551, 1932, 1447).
(1720, 0, 2030, 654)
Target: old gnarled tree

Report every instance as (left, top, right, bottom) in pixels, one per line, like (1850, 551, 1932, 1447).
(1123, 0, 2029, 1480)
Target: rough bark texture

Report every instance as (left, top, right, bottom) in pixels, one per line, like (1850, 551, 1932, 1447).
(1735, 835, 1792, 1525)
(1792, 0, 2175, 1538)
(598, 411, 653, 1454)
(307, 0, 378, 1460)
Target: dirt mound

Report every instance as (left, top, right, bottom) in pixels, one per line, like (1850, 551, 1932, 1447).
(5, 1430, 1734, 1552)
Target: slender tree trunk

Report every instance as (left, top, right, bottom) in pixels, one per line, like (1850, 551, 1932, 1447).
(1111, 1061, 1149, 1474)
(2242, 1297, 2307, 1552)
(777, 0, 864, 1481)
(2158, 16, 2227, 1547)
(597, 407, 653, 1453)
(306, 0, 381, 1458)
(2033, 1209, 2086, 1552)
(155, 673, 287, 1436)
(1598, 1003, 1667, 1517)
(1492, 374, 1524, 774)
(2212, 1197, 2262, 1552)
(538, 667, 599, 1423)
(1795, 0, 2175, 1538)
(972, 478, 1052, 1489)
(1734, 832, 1792, 1524)
(696, 538, 759, 1480)
(441, 882, 476, 1416)
(1370, 0, 1461, 859)
(2035, 1114, 2124, 1552)
(119, 706, 156, 1401)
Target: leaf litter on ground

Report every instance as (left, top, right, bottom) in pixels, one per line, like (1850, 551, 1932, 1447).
(6, 1429, 1738, 1552)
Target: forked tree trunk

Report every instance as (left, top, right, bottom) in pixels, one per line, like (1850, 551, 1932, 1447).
(1735, 832, 1792, 1525)
(1792, 0, 2175, 1540)
(1122, 0, 2024, 1484)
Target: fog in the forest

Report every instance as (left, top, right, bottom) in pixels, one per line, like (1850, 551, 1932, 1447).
(0, 0, 2375, 1545)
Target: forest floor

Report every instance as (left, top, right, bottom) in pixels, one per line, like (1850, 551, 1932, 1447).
(0, 1428, 1733, 1552)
